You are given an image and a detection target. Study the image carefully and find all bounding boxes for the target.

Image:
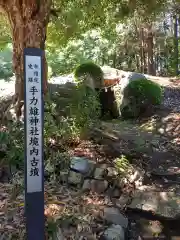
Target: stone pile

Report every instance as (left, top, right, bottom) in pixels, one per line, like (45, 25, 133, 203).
(65, 156, 121, 195)
(60, 156, 180, 239)
(61, 156, 131, 239)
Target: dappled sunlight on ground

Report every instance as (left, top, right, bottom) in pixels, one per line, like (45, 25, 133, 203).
(0, 182, 109, 239)
(129, 190, 180, 218)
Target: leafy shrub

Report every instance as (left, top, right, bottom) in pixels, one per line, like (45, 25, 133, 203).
(70, 83, 101, 130)
(121, 79, 163, 118)
(0, 122, 24, 169)
(74, 62, 104, 88)
(0, 47, 13, 80)
(0, 85, 100, 180)
(44, 90, 100, 180)
(114, 155, 131, 174)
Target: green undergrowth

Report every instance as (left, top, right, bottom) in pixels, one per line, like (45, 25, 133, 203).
(114, 155, 131, 174)
(0, 85, 100, 181)
(121, 79, 163, 118)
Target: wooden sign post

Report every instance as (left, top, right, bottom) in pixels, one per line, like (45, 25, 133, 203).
(24, 48, 44, 240)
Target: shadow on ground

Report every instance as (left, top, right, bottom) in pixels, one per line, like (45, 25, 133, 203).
(90, 85, 180, 178)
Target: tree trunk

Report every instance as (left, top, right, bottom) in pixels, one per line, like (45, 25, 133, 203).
(135, 54, 140, 72)
(147, 24, 155, 75)
(173, 14, 179, 76)
(2, 0, 51, 118)
(112, 53, 116, 68)
(140, 27, 146, 73)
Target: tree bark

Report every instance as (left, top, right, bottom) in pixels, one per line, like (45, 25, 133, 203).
(139, 27, 146, 73)
(112, 53, 116, 68)
(173, 14, 179, 76)
(135, 54, 140, 72)
(1, 0, 51, 118)
(146, 24, 155, 75)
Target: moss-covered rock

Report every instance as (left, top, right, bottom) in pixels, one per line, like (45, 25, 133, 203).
(120, 79, 163, 118)
(120, 72, 147, 92)
(74, 62, 104, 89)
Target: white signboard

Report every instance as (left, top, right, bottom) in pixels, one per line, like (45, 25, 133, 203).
(25, 55, 42, 193)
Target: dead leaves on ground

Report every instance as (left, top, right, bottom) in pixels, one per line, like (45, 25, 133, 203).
(0, 182, 109, 240)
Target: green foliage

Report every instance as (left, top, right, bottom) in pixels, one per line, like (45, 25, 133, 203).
(46, 218, 59, 239)
(0, 0, 178, 79)
(121, 79, 163, 118)
(114, 155, 130, 174)
(0, 122, 24, 168)
(70, 84, 101, 130)
(74, 61, 104, 88)
(0, 14, 11, 50)
(0, 86, 100, 179)
(44, 89, 100, 179)
(127, 79, 163, 105)
(46, 30, 114, 76)
(0, 44, 13, 80)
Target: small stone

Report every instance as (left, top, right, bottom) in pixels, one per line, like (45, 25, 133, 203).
(70, 157, 95, 176)
(82, 179, 91, 191)
(107, 167, 118, 177)
(90, 180, 108, 193)
(94, 167, 107, 180)
(103, 224, 125, 240)
(68, 171, 83, 185)
(103, 207, 128, 228)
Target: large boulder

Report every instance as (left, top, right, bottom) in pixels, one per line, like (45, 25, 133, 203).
(99, 68, 149, 119)
(100, 67, 147, 91)
(74, 62, 104, 89)
(47, 69, 159, 120)
(74, 64, 121, 119)
(119, 71, 147, 92)
(119, 78, 163, 118)
(47, 81, 77, 117)
(99, 68, 162, 119)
